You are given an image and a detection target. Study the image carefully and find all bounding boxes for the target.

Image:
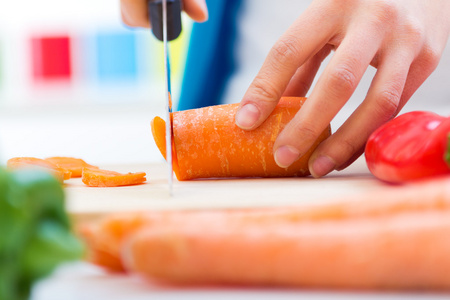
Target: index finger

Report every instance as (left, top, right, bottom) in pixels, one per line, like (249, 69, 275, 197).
(235, 3, 340, 130)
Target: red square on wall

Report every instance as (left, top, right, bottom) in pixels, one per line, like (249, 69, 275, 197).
(31, 36, 72, 81)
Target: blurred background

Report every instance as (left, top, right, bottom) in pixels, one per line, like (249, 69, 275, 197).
(1, 0, 449, 166)
(0, 0, 191, 165)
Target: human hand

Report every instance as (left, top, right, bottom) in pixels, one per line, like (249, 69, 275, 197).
(120, 0, 208, 28)
(235, 0, 450, 178)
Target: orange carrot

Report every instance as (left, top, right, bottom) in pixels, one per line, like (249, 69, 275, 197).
(127, 211, 450, 290)
(79, 176, 450, 288)
(79, 211, 244, 272)
(151, 116, 180, 177)
(81, 168, 146, 187)
(78, 213, 153, 272)
(6, 157, 71, 182)
(151, 97, 331, 180)
(45, 157, 98, 178)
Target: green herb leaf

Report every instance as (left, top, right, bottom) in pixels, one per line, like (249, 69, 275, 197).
(0, 168, 82, 300)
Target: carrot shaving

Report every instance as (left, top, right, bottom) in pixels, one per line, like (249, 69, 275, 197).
(81, 167, 146, 187)
(7, 157, 72, 182)
(45, 157, 98, 178)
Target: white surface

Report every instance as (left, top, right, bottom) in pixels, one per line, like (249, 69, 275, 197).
(31, 262, 450, 300)
(0, 104, 166, 165)
(66, 157, 384, 219)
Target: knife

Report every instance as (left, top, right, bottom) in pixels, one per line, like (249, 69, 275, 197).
(148, 0, 182, 195)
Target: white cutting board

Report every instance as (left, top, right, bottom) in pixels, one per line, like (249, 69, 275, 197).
(65, 157, 390, 222)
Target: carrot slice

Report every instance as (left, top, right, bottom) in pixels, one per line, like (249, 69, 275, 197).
(151, 116, 167, 161)
(151, 97, 331, 180)
(81, 167, 146, 187)
(6, 157, 71, 182)
(45, 157, 98, 178)
(150, 115, 180, 177)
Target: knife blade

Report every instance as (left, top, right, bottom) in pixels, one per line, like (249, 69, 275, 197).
(148, 0, 182, 196)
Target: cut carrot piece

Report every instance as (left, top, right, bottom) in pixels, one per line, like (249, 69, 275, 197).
(151, 97, 331, 180)
(150, 116, 180, 177)
(151, 116, 167, 161)
(7, 157, 71, 182)
(45, 157, 98, 178)
(81, 167, 146, 187)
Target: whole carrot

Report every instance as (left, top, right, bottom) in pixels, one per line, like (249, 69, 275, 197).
(78, 212, 154, 272)
(126, 211, 450, 290)
(151, 97, 331, 180)
(79, 177, 450, 277)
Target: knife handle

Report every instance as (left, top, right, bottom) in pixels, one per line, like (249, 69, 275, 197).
(148, 0, 182, 41)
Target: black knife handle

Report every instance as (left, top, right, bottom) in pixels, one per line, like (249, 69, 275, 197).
(148, 0, 182, 41)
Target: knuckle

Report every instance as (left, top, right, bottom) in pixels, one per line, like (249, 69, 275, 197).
(327, 65, 358, 96)
(326, 0, 356, 9)
(403, 20, 425, 45)
(291, 121, 320, 143)
(371, 0, 400, 23)
(269, 37, 302, 68)
(338, 138, 359, 158)
(419, 45, 441, 71)
(249, 76, 282, 102)
(375, 89, 400, 118)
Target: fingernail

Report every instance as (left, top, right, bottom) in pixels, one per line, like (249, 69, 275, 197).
(195, 0, 208, 19)
(274, 145, 300, 168)
(310, 155, 336, 178)
(235, 104, 260, 129)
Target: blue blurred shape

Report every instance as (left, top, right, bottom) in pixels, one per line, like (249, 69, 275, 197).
(178, 0, 243, 110)
(95, 31, 138, 81)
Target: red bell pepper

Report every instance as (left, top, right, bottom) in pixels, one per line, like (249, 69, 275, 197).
(365, 111, 450, 183)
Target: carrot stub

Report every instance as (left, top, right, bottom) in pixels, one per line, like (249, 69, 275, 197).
(7, 157, 72, 182)
(81, 168, 146, 187)
(151, 97, 331, 180)
(45, 157, 98, 178)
